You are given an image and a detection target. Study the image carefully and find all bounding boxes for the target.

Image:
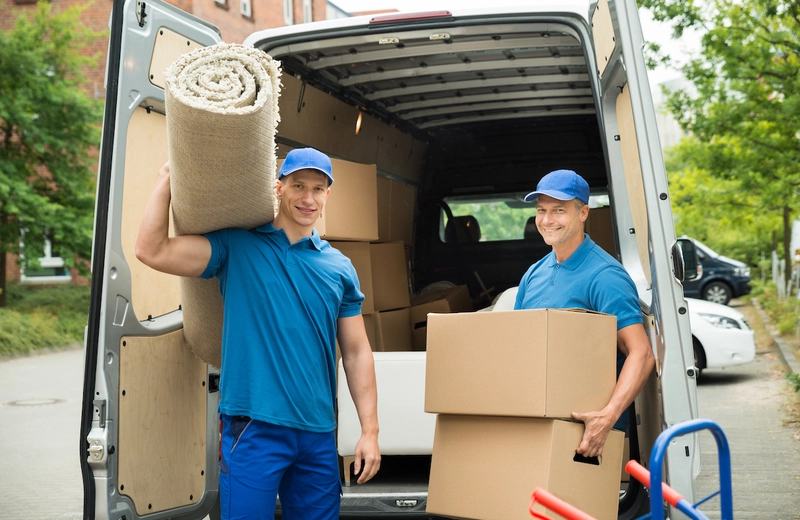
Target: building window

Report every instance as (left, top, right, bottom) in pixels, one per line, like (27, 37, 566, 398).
(284, 0, 294, 25)
(240, 0, 252, 18)
(20, 235, 71, 284)
(303, 0, 312, 23)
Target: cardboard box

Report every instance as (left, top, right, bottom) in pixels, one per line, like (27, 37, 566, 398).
(586, 205, 615, 256)
(370, 242, 410, 311)
(427, 415, 624, 520)
(425, 309, 617, 418)
(373, 308, 412, 352)
(377, 176, 417, 246)
(621, 436, 630, 482)
(409, 285, 473, 350)
(331, 241, 374, 314)
(313, 158, 378, 241)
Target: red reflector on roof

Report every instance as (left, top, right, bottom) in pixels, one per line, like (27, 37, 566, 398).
(369, 11, 453, 24)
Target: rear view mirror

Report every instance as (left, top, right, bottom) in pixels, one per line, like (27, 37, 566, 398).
(675, 238, 702, 282)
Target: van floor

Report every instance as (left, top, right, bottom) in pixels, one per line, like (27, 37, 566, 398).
(342, 455, 431, 495)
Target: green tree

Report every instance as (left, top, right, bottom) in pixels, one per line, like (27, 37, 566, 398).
(639, 0, 800, 281)
(0, 1, 104, 305)
(665, 137, 778, 267)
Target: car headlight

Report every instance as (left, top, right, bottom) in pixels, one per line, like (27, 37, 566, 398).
(734, 266, 750, 277)
(697, 312, 742, 329)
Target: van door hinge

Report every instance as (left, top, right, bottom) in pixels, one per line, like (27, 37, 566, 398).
(136, 1, 148, 27)
(88, 439, 105, 461)
(87, 427, 110, 467)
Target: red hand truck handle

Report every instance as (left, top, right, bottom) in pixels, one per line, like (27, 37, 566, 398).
(529, 487, 597, 520)
(625, 460, 685, 507)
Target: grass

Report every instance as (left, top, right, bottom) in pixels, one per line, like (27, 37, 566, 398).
(0, 283, 90, 356)
(748, 281, 800, 432)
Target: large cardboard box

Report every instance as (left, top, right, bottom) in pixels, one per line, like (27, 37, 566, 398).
(313, 158, 378, 241)
(427, 415, 624, 520)
(374, 308, 413, 352)
(331, 241, 374, 314)
(377, 176, 417, 246)
(409, 285, 473, 350)
(370, 242, 410, 311)
(425, 309, 617, 418)
(586, 205, 615, 256)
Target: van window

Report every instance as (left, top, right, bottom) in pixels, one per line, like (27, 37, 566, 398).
(440, 193, 610, 243)
(441, 194, 534, 243)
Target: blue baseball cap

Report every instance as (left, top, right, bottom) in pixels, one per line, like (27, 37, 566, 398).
(523, 169, 589, 204)
(278, 148, 334, 186)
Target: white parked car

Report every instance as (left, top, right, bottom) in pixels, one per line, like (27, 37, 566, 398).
(493, 289, 755, 377)
(687, 297, 756, 376)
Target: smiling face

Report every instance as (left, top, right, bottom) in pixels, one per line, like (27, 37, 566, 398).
(535, 194, 589, 261)
(274, 169, 331, 239)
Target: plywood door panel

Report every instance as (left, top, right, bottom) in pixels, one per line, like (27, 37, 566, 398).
(117, 331, 207, 515)
(120, 107, 182, 320)
(616, 85, 651, 284)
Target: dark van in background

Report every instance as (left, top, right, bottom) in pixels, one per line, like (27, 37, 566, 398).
(681, 236, 751, 305)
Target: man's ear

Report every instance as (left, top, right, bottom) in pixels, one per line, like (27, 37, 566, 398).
(579, 204, 589, 223)
(275, 179, 283, 198)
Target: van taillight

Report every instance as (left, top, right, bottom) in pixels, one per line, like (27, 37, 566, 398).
(369, 11, 452, 24)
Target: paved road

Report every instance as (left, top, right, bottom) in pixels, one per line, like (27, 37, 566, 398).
(0, 348, 84, 520)
(1, 329, 799, 519)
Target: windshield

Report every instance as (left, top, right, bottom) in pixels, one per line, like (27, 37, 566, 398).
(692, 239, 721, 259)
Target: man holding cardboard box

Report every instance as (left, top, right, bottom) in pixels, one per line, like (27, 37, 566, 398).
(515, 169, 655, 458)
(136, 148, 380, 519)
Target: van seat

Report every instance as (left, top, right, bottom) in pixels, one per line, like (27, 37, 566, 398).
(524, 216, 544, 242)
(445, 215, 481, 243)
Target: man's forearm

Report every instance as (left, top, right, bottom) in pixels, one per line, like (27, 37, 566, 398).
(343, 349, 379, 435)
(604, 348, 654, 422)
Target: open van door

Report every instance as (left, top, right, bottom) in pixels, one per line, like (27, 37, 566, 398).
(79, 1, 221, 519)
(592, 0, 701, 509)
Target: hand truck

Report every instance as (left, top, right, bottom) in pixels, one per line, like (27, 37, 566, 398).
(529, 418, 734, 520)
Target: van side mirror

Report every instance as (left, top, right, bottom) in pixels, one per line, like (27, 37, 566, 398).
(674, 238, 702, 282)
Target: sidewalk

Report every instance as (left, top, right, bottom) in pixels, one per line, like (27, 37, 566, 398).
(692, 301, 800, 520)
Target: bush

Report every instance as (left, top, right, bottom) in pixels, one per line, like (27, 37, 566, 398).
(787, 373, 800, 393)
(0, 283, 89, 356)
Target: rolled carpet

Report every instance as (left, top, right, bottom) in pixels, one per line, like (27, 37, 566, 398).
(164, 43, 281, 367)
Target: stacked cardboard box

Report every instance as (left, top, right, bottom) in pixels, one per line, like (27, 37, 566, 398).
(409, 285, 473, 350)
(424, 309, 624, 520)
(307, 157, 416, 352)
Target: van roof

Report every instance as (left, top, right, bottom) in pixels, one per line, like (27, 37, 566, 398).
(246, 5, 599, 142)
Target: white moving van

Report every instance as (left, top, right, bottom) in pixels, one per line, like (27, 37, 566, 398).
(79, 1, 702, 518)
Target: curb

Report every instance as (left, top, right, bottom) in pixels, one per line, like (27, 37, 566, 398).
(750, 298, 800, 376)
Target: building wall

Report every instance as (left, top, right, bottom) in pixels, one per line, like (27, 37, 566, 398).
(1, 0, 334, 284)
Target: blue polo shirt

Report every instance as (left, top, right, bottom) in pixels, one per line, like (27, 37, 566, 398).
(514, 234, 643, 430)
(201, 223, 363, 433)
(514, 234, 643, 330)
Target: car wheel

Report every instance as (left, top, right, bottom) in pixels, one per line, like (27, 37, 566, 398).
(702, 281, 732, 305)
(693, 338, 706, 378)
